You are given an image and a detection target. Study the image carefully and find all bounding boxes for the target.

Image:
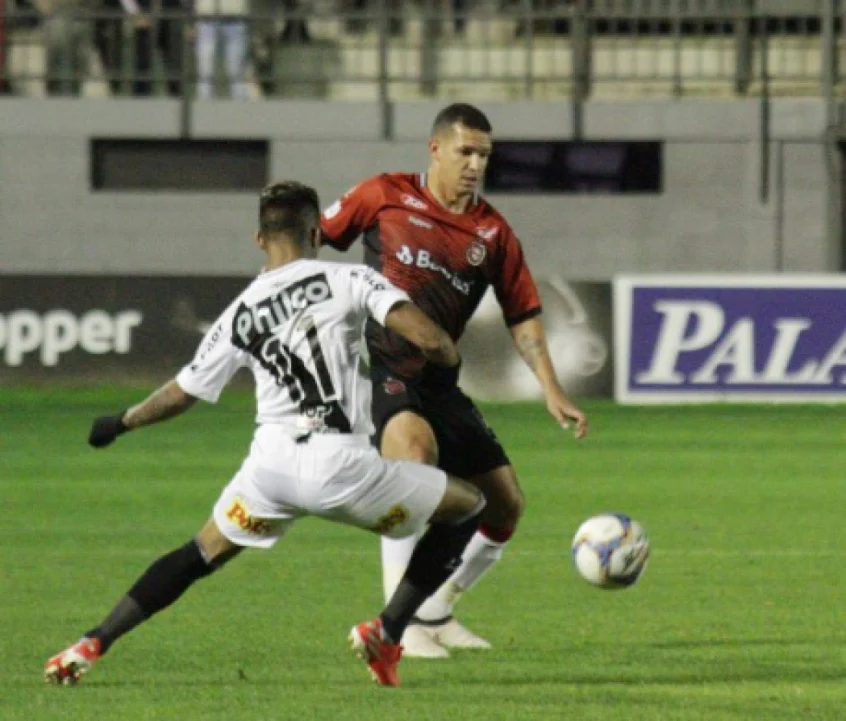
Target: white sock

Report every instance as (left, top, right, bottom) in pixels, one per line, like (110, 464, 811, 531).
(414, 530, 506, 622)
(381, 529, 424, 603)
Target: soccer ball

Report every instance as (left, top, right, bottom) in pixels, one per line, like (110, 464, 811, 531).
(571, 513, 650, 590)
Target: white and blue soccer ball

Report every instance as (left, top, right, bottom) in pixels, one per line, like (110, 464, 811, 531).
(571, 513, 650, 590)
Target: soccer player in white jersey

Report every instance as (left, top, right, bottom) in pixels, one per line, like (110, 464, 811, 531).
(44, 181, 486, 688)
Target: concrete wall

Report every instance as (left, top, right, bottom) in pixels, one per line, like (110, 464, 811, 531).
(0, 98, 837, 279)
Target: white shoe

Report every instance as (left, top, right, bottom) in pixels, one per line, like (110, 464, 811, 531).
(432, 618, 492, 650)
(400, 624, 450, 659)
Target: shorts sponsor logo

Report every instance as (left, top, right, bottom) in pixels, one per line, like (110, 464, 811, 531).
(466, 240, 486, 266)
(401, 194, 428, 211)
(226, 498, 272, 535)
(384, 378, 406, 395)
(373, 504, 410, 534)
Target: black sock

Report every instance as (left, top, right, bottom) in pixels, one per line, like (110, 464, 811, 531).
(85, 596, 145, 654)
(380, 580, 429, 643)
(87, 539, 219, 654)
(380, 501, 484, 643)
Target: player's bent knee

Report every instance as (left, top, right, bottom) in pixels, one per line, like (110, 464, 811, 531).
(195, 518, 243, 568)
(405, 492, 485, 593)
(429, 475, 485, 525)
(506, 487, 526, 523)
(381, 411, 438, 466)
(481, 485, 525, 529)
(473, 467, 525, 528)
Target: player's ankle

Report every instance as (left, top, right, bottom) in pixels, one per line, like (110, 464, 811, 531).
(410, 614, 452, 627)
(83, 631, 108, 655)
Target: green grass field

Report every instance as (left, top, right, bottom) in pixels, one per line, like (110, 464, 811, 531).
(2, 386, 845, 720)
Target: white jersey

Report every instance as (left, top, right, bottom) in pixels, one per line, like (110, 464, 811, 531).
(176, 259, 409, 435)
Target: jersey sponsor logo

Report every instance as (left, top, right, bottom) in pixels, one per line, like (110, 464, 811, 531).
(351, 267, 389, 292)
(233, 273, 333, 348)
(383, 378, 406, 395)
(372, 504, 410, 534)
(408, 215, 433, 230)
(401, 193, 428, 211)
(225, 497, 272, 535)
(476, 226, 498, 241)
(395, 245, 472, 296)
(0, 309, 142, 367)
(195, 323, 223, 365)
(466, 240, 487, 266)
(295, 404, 338, 433)
(322, 200, 342, 220)
(395, 245, 415, 265)
(232, 279, 352, 433)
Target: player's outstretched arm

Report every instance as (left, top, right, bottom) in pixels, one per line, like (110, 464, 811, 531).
(385, 302, 460, 368)
(88, 379, 198, 449)
(510, 316, 589, 439)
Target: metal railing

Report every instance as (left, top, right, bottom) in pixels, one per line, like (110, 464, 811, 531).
(0, 0, 843, 101)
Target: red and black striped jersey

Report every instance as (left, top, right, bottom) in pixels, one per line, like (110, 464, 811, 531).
(321, 172, 542, 376)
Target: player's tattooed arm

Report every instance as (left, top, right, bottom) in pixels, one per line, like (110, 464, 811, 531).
(511, 316, 589, 438)
(515, 334, 548, 373)
(123, 379, 198, 430)
(512, 318, 555, 381)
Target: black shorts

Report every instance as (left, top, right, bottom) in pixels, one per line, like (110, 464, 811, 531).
(370, 363, 511, 478)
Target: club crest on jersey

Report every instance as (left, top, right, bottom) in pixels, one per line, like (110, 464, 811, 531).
(466, 240, 487, 266)
(401, 193, 427, 211)
(384, 378, 406, 395)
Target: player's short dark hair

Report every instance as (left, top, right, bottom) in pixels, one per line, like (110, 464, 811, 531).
(431, 103, 492, 137)
(258, 180, 320, 245)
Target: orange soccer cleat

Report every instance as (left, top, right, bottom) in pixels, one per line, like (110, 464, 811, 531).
(349, 618, 403, 687)
(44, 637, 102, 685)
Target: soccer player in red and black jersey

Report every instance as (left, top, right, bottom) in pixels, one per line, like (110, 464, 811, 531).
(321, 103, 588, 658)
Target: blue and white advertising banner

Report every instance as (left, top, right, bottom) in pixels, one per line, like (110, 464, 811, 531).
(613, 275, 846, 403)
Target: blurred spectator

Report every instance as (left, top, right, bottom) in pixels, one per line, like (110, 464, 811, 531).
(33, 0, 90, 95)
(0, 0, 6, 92)
(119, 0, 186, 96)
(93, 0, 123, 94)
(278, 0, 308, 43)
(343, 0, 402, 36)
(194, 0, 249, 99)
(514, 0, 569, 37)
(250, 0, 311, 97)
(453, 0, 467, 35)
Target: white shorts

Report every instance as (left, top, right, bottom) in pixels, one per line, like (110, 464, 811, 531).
(212, 425, 448, 549)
